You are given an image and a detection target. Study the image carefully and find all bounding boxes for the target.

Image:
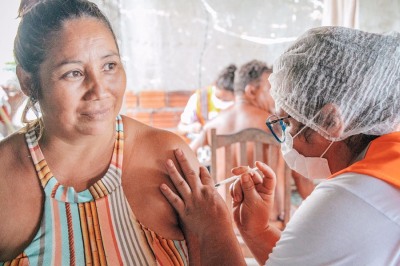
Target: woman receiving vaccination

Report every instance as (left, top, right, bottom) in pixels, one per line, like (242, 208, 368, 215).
(0, 0, 200, 265)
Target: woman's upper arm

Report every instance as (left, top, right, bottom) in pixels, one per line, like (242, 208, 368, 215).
(168, 131, 201, 174)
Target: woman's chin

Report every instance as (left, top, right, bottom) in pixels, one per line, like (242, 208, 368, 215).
(77, 111, 117, 135)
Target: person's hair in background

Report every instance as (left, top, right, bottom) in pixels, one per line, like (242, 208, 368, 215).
(215, 64, 236, 93)
(235, 59, 272, 95)
(14, 0, 117, 139)
(211, 64, 236, 104)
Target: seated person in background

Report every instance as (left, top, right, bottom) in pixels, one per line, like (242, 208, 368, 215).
(178, 64, 236, 141)
(179, 64, 236, 167)
(0, 69, 35, 139)
(0, 0, 200, 264)
(0, 71, 21, 137)
(190, 60, 275, 152)
(190, 59, 285, 221)
(0, 86, 13, 138)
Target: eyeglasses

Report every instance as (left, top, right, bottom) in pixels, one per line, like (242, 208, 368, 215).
(266, 114, 291, 143)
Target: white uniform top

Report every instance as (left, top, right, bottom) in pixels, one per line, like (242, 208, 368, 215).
(267, 173, 400, 266)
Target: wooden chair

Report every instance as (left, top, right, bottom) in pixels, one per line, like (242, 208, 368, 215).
(210, 127, 292, 227)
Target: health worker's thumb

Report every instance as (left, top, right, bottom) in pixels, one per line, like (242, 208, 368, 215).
(240, 173, 260, 202)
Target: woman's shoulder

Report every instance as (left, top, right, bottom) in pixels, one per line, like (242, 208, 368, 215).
(0, 131, 30, 170)
(119, 115, 200, 240)
(0, 130, 35, 190)
(121, 114, 199, 179)
(121, 114, 190, 148)
(0, 131, 43, 261)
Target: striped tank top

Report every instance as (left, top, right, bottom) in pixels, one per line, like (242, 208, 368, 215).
(1, 116, 189, 266)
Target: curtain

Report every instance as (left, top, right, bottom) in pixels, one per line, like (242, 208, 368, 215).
(322, 0, 359, 28)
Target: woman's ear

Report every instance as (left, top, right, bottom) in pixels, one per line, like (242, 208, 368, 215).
(244, 83, 257, 100)
(16, 66, 32, 97)
(319, 103, 344, 139)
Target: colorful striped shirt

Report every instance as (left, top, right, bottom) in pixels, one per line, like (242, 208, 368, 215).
(1, 115, 189, 266)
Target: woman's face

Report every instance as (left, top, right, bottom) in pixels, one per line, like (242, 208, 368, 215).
(255, 72, 274, 112)
(37, 17, 126, 138)
(277, 109, 330, 158)
(214, 86, 234, 102)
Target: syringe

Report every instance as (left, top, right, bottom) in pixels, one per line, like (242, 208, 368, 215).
(214, 167, 258, 188)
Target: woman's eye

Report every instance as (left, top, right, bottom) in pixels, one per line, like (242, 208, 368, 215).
(104, 62, 117, 71)
(64, 70, 83, 79)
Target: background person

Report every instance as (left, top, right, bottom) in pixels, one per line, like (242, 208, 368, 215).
(178, 64, 236, 140)
(0, 86, 13, 138)
(178, 64, 236, 167)
(0, 0, 200, 264)
(0, 70, 20, 137)
(190, 60, 274, 153)
(190, 60, 286, 222)
(0, 69, 35, 139)
(161, 26, 400, 265)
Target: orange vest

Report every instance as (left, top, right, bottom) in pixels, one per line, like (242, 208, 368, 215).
(329, 132, 400, 189)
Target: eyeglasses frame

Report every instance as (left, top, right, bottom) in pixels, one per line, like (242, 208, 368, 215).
(266, 115, 291, 143)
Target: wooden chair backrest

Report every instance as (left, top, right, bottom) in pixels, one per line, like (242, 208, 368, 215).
(210, 127, 292, 226)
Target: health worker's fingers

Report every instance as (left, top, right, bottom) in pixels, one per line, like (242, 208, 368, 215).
(160, 183, 185, 216)
(173, 148, 202, 189)
(240, 173, 261, 201)
(165, 158, 192, 198)
(230, 179, 243, 205)
(199, 166, 214, 186)
(230, 167, 263, 204)
(231, 166, 250, 175)
(254, 161, 276, 198)
(232, 165, 263, 184)
(232, 173, 265, 228)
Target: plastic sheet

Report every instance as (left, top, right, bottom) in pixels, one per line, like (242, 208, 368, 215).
(95, 0, 323, 92)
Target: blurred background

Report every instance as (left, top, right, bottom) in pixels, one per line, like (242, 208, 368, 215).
(1, 0, 399, 136)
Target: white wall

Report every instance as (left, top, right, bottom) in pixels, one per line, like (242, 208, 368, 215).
(359, 0, 400, 33)
(0, 1, 20, 67)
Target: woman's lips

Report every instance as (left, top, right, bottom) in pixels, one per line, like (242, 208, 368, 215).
(81, 107, 112, 119)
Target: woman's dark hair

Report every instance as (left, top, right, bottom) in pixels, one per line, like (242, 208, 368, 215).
(15, 0, 117, 92)
(235, 59, 272, 94)
(215, 64, 237, 92)
(15, 0, 118, 135)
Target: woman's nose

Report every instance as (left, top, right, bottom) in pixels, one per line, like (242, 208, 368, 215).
(84, 72, 107, 100)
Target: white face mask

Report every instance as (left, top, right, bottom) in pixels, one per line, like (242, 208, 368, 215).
(281, 129, 333, 180)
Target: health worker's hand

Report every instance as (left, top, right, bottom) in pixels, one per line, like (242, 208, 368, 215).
(161, 149, 246, 265)
(230, 161, 277, 238)
(161, 148, 232, 238)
